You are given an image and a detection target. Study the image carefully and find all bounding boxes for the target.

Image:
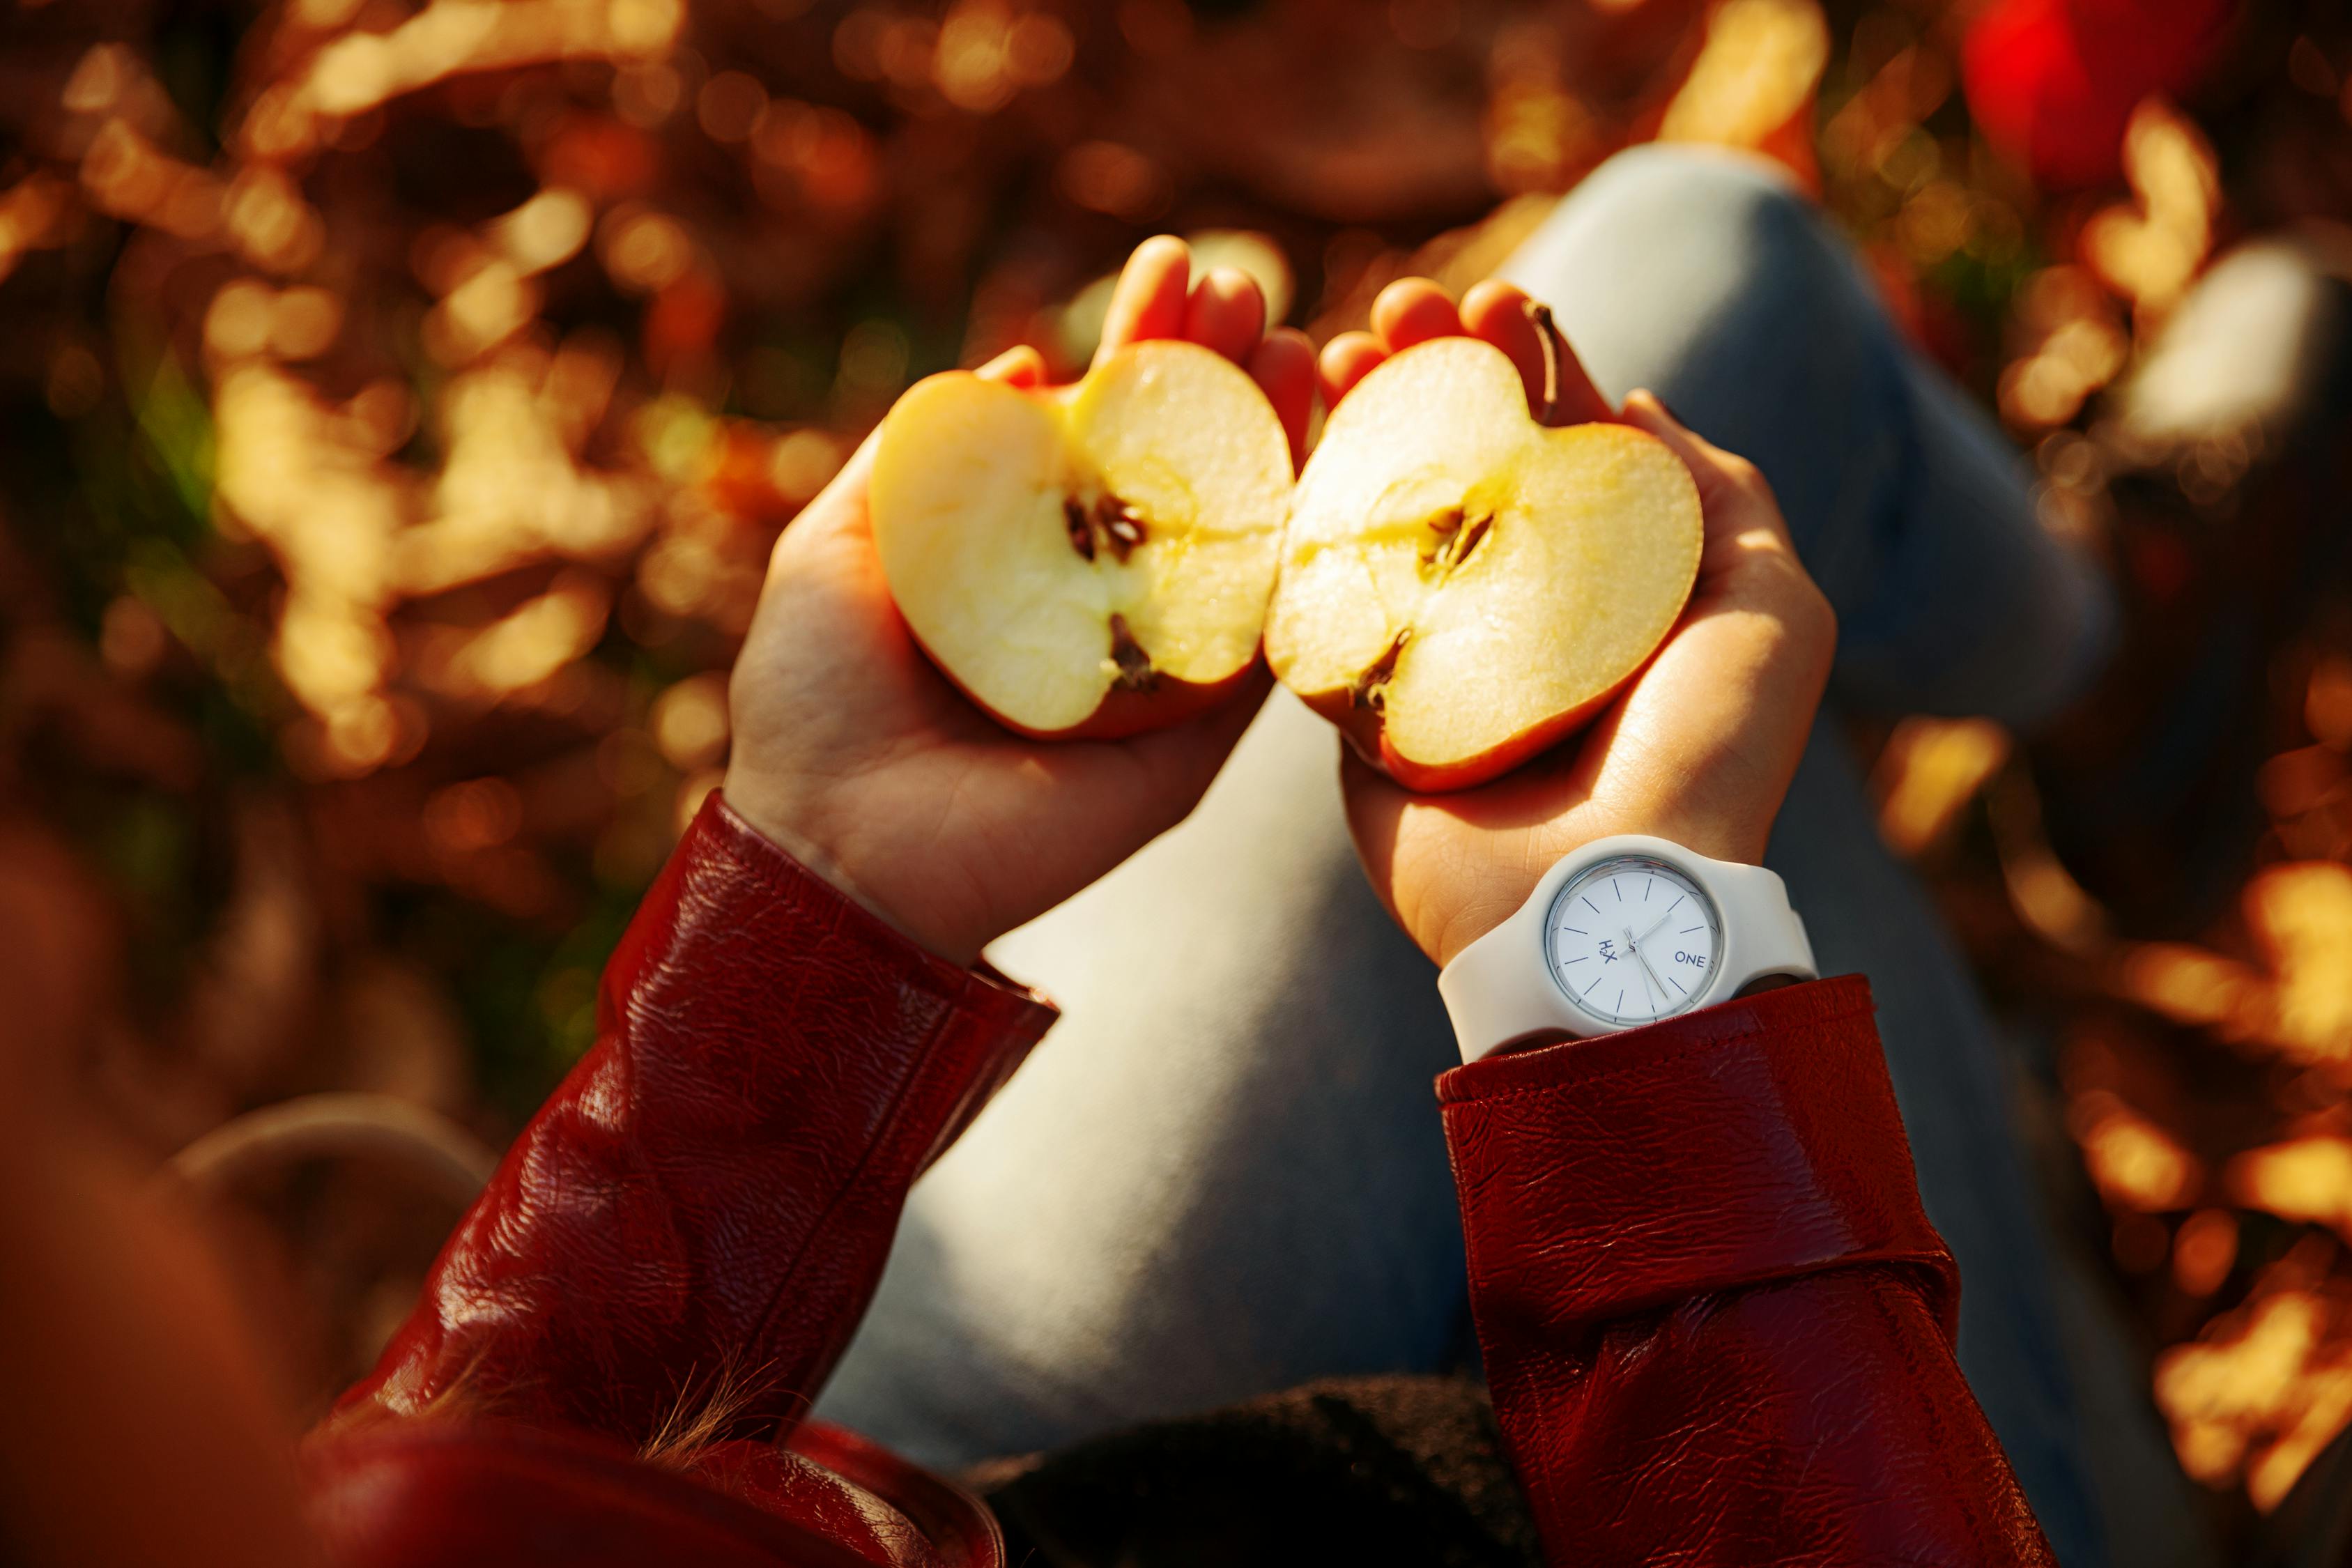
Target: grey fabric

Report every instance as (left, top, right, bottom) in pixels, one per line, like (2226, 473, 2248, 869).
(1497, 144, 2116, 730)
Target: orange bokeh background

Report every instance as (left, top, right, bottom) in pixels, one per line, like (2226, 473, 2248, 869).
(7, 0, 2352, 1548)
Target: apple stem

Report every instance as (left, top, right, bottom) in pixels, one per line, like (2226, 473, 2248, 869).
(1523, 300, 1569, 428)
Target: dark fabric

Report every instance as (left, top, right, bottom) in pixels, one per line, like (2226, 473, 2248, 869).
(969, 1375, 1539, 1568)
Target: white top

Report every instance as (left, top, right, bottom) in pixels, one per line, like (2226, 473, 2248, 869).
(1436, 833, 1815, 1063)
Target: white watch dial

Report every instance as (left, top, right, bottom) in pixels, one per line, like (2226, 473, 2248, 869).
(1544, 856, 1721, 1027)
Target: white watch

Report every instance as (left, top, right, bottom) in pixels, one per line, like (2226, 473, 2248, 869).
(1436, 833, 1816, 1063)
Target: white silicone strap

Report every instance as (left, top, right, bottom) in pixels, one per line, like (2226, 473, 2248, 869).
(1436, 835, 1816, 1063)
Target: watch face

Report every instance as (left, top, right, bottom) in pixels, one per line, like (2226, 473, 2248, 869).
(1544, 856, 1721, 1027)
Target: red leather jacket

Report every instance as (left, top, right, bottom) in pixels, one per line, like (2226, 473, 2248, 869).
(305, 794, 2057, 1567)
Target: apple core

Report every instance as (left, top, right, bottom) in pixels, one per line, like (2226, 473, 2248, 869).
(869, 339, 1293, 739)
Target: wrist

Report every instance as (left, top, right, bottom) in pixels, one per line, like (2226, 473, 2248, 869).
(718, 771, 989, 967)
(1418, 815, 1772, 968)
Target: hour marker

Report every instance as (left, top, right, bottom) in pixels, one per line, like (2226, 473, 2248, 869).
(1565, 955, 1589, 963)
(1615, 987, 1625, 1012)
(1668, 974, 1686, 994)
(1585, 975, 1601, 996)
(1645, 878, 1654, 900)
(1614, 881, 1622, 902)
(1668, 895, 1684, 913)
(1562, 927, 1587, 935)
(1583, 897, 1600, 914)
(1681, 925, 1702, 935)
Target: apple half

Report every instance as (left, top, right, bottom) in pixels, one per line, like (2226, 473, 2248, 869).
(1265, 334, 1704, 791)
(870, 339, 1292, 738)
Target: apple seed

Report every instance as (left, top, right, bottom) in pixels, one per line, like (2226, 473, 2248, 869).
(1351, 629, 1410, 712)
(1448, 509, 1494, 569)
(1420, 507, 1466, 567)
(1064, 494, 1148, 563)
(1095, 496, 1148, 562)
(1064, 498, 1097, 561)
(1419, 507, 1494, 576)
(1108, 613, 1158, 692)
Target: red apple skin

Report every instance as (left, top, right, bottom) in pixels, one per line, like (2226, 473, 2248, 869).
(907, 624, 1261, 741)
(1297, 662, 1647, 794)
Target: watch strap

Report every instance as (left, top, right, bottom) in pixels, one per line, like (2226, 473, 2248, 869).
(1708, 860, 1816, 998)
(1436, 836, 1816, 1063)
(1437, 888, 1588, 1065)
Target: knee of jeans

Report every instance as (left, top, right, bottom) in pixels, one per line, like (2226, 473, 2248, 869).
(1510, 144, 1866, 401)
(1571, 144, 1822, 267)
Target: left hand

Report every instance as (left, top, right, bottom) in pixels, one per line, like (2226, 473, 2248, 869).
(725, 238, 1316, 967)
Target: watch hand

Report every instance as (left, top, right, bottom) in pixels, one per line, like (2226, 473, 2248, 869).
(1624, 928, 1669, 1007)
(1634, 910, 1675, 948)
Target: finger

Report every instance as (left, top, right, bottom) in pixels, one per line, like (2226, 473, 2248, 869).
(1369, 278, 1462, 351)
(974, 343, 1047, 387)
(1620, 390, 1797, 556)
(1458, 280, 1549, 412)
(1183, 266, 1266, 364)
(1588, 397, 1833, 866)
(1317, 330, 1389, 412)
(1589, 565, 1835, 868)
(771, 424, 880, 564)
(1096, 235, 1192, 364)
(1461, 280, 1613, 426)
(1249, 328, 1316, 470)
(1336, 749, 1416, 937)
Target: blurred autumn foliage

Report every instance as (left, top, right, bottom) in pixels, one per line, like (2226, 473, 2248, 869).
(10, 0, 2352, 1545)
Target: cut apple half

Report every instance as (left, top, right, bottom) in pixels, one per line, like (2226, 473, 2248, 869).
(1266, 334, 1703, 791)
(870, 339, 1292, 738)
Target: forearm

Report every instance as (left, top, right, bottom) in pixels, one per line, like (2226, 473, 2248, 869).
(340, 793, 1055, 1445)
(1443, 976, 2055, 1565)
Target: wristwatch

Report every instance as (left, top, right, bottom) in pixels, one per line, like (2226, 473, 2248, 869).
(1436, 833, 1817, 1063)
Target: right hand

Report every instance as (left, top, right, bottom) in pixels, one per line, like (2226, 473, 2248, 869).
(1325, 278, 1837, 967)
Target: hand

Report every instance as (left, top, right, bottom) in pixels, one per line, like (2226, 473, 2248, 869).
(1325, 277, 1836, 967)
(725, 238, 1316, 966)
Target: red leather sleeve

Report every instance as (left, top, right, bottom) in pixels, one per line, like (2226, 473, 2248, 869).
(339, 792, 1057, 1446)
(1440, 975, 2057, 1567)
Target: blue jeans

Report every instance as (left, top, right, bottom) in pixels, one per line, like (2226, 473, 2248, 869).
(817, 146, 2209, 1568)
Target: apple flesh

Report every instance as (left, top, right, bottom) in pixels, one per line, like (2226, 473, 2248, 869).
(870, 339, 1292, 739)
(1265, 335, 1703, 791)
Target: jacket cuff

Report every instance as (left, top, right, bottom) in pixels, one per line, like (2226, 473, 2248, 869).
(670, 792, 1060, 1166)
(344, 791, 1057, 1440)
(1438, 975, 1957, 1335)
(684, 791, 1055, 1043)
